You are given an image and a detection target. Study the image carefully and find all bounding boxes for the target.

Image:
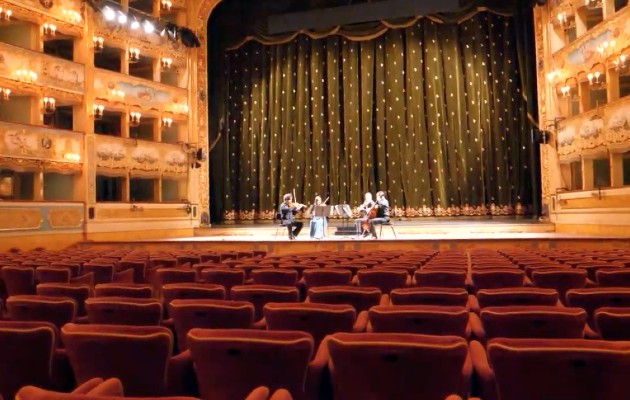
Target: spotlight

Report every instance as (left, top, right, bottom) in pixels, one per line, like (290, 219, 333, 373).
(143, 20, 154, 34)
(103, 6, 115, 21)
(117, 11, 127, 24)
(130, 18, 140, 30)
(178, 27, 200, 48)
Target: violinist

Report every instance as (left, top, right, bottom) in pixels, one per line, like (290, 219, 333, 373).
(367, 191, 390, 239)
(280, 193, 305, 240)
(354, 192, 375, 238)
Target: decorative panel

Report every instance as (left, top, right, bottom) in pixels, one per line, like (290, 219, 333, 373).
(94, 69, 188, 115)
(0, 43, 85, 98)
(95, 135, 188, 175)
(3, 0, 84, 36)
(557, 97, 630, 161)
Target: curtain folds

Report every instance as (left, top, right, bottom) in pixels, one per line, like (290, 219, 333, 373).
(210, 12, 535, 222)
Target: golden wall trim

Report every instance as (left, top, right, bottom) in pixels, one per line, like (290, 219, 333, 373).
(0, 208, 42, 231)
(47, 208, 84, 229)
(3, 0, 84, 37)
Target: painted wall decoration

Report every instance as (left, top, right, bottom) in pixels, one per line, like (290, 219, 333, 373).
(0, 121, 83, 164)
(94, 70, 188, 114)
(0, 203, 83, 232)
(557, 97, 630, 160)
(95, 135, 188, 175)
(0, 43, 85, 94)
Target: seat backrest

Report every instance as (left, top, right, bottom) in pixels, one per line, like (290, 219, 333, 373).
(596, 269, 630, 287)
(35, 267, 71, 284)
(61, 323, 173, 397)
(302, 269, 352, 289)
(369, 305, 468, 336)
(85, 297, 163, 326)
(471, 269, 525, 291)
(117, 260, 147, 284)
(328, 332, 469, 400)
(488, 338, 630, 400)
(36, 283, 91, 316)
(566, 288, 630, 322)
(163, 283, 225, 305)
(390, 287, 469, 307)
(530, 268, 587, 299)
(357, 269, 408, 294)
(251, 269, 298, 287)
(414, 269, 467, 288)
(594, 307, 630, 340)
(169, 299, 255, 351)
(94, 284, 153, 298)
(480, 306, 586, 339)
(7, 295, 76, 329)
(201, 269, 246, 295)
(476, 288, 559, 309)
(0, 321, 57, 399)
(188, 329, 313, 400)
(2, 266, 35, 296)
(81, 264, 114, 285)
(307, 286, 382, 312)
(264, 302, 356, 348)
(231, 285, 300, 320)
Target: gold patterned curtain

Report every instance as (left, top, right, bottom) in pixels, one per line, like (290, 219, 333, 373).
(209, 12, 535, 222)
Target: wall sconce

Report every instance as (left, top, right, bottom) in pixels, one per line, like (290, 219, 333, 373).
(63, 152, 81, 162)
(546, 70, 560, 83)
(162, 117, 173, 128)
(587, 71, 605, 88)
(129, 112, 141, 127)
(62, 9, 82, 23)
(16, 69, 38, 83)
(93, 104, 104, 120)
(557, 12, 575, 30)
(161, 57, 173, 70)
(93, 36, 104, 52)
(585, 0, 603, 8)
(596, 40, 615, 58)
(614, 54, 628, 70)
(559, 86, 572, 97)
(161, 0, 172, 11)
(0, 7, 12, 20)
(42, 23, 57, 36)
(110, 89, 125, 99)
(42, 97, 56, 114)
(128, 47, 140, 63)
(0, 87, 10, 101)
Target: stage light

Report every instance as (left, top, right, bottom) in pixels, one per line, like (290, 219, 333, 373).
(103, 6, 115, 21)
(117, 11, 127, 24)
(130, 18, 140, 30)
(178, 27, 200, 47)
(143, 20, 154, 34)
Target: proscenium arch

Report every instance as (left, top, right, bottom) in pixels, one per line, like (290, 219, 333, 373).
(192, 0, 222, 223)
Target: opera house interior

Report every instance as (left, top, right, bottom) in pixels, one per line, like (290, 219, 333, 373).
(1, 0, 630, 399)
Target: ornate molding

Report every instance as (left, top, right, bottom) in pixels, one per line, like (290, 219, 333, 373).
(3, 0, 84, 37)
(0, 208, 43, 231)
(48, 208, 84, 229)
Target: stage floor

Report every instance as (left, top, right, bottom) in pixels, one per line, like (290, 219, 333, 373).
(80, 218, 630, 253)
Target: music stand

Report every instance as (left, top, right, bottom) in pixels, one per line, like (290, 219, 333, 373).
(335, 204, 353, 227)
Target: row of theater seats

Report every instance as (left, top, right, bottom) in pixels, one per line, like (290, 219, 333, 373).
(8, 319, 630, 400)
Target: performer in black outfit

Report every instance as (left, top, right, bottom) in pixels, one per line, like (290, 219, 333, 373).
(280, 193, 305, 240)
(368, 191, 390, 239)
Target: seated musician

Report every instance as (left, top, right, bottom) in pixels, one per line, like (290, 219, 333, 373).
(280, 193, 305, 240)
(354, 192, 375, 238)
(309, 195, 327, 240)
(367, 191, 390, 239)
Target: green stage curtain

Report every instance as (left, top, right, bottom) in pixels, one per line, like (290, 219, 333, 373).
(209, 12, 534, 222)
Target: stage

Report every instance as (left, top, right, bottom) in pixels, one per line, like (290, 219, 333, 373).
(79, 218, 630, 253)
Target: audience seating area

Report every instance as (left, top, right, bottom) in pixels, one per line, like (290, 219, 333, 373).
(3, 246, 630, 399)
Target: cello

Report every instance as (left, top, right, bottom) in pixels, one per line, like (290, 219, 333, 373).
(361, 203, 378, 232)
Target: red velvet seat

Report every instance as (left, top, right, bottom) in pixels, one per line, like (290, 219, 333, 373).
(594, 307, 630, 340)
(307, 285, 385, 312)
(414, 269, 467, 288)
(327, 332, 471, 400)
(231, 285, 300, 320)
(390, 287, 469, 307)
(264, 302, 367, 347)
(36, 283, 91, 317)
(356, 269, 409, 294)
(596, 269, 630, 287)
(2, 266, 35, 296)
(471, 287, 559, 312)
(81, 264, 114, 285)
(7, 295, 76, 329)
(368, 305, 470, 337)
(188, 329, 324, 400)
(471, 305, 587, 342)
(251, 269, 299, 287)
(201, 269, 246, 298)
(470, 268, 525, 292)
(566, 288, 630, 323)
(169, 299, 255, 351)
(94, 283, 153, 298)
(36, 267, 71, 284)
(85, 297, 163, 326)
(61, 324, 187, 397)
(302, 269, 352, 290)
(530, 268, 587, 301)
(472, 338, 630, 400)
(162, 283, 225, 305)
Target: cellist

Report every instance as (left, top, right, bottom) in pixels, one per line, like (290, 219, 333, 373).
(354, 192, 375, 238)
(366, 191, 390, 239)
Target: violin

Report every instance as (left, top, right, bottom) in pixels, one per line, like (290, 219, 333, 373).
(289, 202, 306, 210)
